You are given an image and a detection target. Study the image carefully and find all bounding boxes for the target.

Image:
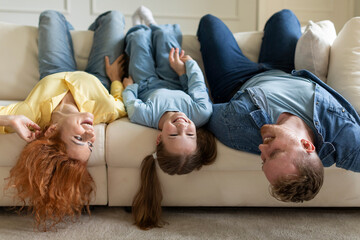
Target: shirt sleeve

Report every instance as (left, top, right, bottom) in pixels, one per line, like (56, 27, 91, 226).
(110, 80, 125, 101)
(179, 60, 213, 126)
(122, 84, 157, 128)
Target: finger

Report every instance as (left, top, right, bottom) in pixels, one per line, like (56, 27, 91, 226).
(114, 54, 125, 64)
(35, 130, 41, 138)
(28, 121, 41, 130)
(180, 50, 185, 58)
(27, 132, 36, 142)
(118, 57, 126, 66)
(174, 48, 181, 62)
(168, 48, 175, 63)
(105, 56, 110, 68)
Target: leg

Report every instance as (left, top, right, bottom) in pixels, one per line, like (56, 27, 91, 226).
(86, 11, 125, 91)
(258, 9, 301, 73)
(38, 10, 76, 79)
(125, 25, 157, 84)
(197, 15, 265, 103)
(151, 24, 182, 82)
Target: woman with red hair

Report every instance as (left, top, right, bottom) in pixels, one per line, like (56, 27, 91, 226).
(2, 10, 127, 230)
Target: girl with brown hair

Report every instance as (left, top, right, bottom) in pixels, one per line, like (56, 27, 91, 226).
(2, 10, 127, 230)
(122, 6, 217, 230)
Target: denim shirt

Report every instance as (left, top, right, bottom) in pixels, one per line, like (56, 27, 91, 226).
(207, 70, 360, 172)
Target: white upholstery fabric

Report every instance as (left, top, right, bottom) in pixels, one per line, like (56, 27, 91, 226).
(0, 22, 39, 100)
(295, 20, 337, 82)
(327, 17, 360, 113)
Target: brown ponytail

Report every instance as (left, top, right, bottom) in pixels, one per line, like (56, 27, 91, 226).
(132, 154, 164, 230)
(132, 127, 217, 230)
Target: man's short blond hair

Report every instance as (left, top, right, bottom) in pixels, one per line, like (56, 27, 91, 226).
(269, 151, 324, 203)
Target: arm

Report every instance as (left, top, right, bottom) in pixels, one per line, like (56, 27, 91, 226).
(0, 115, 40, 142)
(169, 48, 212, 110)
(122, 81, 157, 128)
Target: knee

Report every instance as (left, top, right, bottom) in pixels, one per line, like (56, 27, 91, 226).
(199, 14, 217, 26)
(105, 10, 124, 22)
(39, 10, 63, 22)
(272, 9, 297, 22)
(126, 26, 151, 43)
(198, 14, 218, 35)
(97, 10, 125, 24)
(152, 24, 179, 39)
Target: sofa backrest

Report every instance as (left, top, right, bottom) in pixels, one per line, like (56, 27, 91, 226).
(0, 21, 263, 101)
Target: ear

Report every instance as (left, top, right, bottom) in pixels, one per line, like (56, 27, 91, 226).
(44, 124, 58, 138)
(300, 139, 315, 153)
(156, 133, 162, 145)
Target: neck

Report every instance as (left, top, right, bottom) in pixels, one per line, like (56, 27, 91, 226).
(51, 92, 79, 124)
(158, 111, 176, 129)
(276, 112, 315, 143)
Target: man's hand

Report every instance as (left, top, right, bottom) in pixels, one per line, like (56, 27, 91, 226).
(169, 48, 193, 76)
(123, 76, 134, 88)
(105, 54, 126, 82)
(8, 115, 41, 142)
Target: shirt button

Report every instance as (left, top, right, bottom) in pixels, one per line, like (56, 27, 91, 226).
(342, 108, 345, 112)
(315, 121, 319, 125)
(316, 102, 319, 105)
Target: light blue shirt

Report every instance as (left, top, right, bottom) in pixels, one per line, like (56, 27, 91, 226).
(122, 60, 213, 129)
(240, 70, 316, 132)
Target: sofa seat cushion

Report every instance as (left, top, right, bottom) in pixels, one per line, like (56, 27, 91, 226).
(106, 118, 262, 171)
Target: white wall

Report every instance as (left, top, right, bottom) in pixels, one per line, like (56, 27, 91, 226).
(0, 0, 357, 34)
(0, 0, 256, 35)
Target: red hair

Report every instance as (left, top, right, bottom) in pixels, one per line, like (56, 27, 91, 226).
(5, 130, 95, 231)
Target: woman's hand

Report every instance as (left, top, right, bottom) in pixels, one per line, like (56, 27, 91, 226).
(123, 76, 134, 88)
(8, 115, 41, 142)
(169, 48, 193, 76)
(105, 54, 126, 82)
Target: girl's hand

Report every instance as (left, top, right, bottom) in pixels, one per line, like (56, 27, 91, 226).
(123, 76, 134, 88)
(169, 48, 193, 76)
(105, 54, 126, 82)
(9, 115, 41, 142)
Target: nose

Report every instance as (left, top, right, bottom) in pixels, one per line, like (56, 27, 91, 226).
(176, 123, 187, 132)
(83, 129, 96, 143)
(258, 144, 268, 159)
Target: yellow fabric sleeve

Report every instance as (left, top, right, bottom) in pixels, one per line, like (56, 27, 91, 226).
(110, 80, 124, 102)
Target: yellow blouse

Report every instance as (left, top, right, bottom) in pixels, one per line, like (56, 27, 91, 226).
(0, 71, 127, 133)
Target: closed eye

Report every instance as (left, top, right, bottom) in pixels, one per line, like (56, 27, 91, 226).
(169, 134, 178, 136)
(75, 136, 83, 141)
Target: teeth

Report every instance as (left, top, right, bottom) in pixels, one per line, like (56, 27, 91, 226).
(263, 137, 274, 144)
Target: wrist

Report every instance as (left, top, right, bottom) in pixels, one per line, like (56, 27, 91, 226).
(0, 115, 12, 127)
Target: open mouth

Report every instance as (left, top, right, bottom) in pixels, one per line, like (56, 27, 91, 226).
(263, 137, 274, 144)
(173, 117, 188, 123)
(81, 119, 94, 126)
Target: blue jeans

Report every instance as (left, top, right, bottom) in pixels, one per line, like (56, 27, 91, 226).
(197, 9, 301, 104)
(38, 10, 125, 91)
(125, 24, 182, 86)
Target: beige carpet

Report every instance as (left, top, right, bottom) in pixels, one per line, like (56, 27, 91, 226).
(0, 206, 359, 240)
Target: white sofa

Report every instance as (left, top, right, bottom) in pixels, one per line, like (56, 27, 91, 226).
(1, 20, 360, 208)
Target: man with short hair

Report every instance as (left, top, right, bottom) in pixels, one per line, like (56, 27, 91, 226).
(197, 9, 360, 202)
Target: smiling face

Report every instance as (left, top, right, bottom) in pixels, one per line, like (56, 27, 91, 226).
(55, 112, 96, 163)
(159, 112, 197, 155)
(258, 124, 303, 184)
